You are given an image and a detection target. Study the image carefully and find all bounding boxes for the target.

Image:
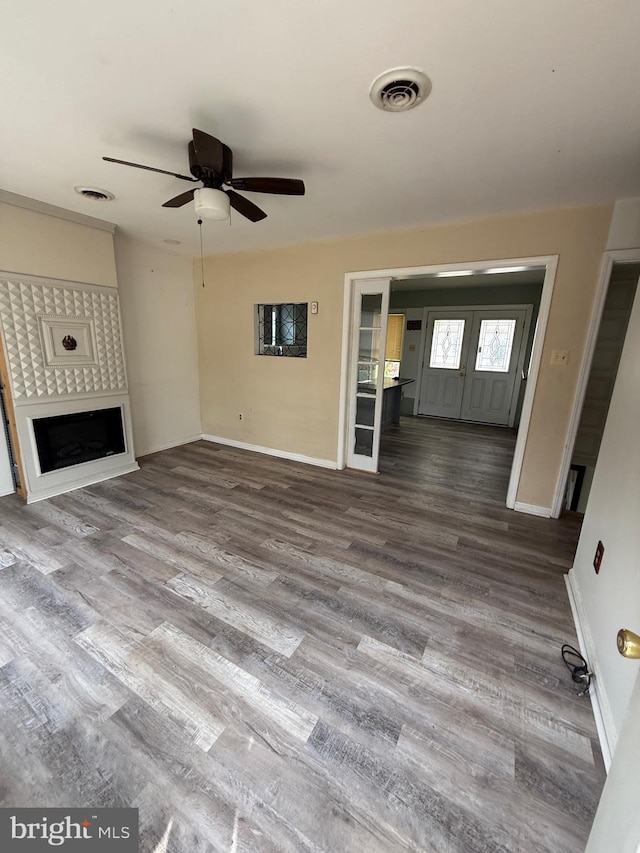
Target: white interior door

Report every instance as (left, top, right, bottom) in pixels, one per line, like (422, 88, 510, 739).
(418, 311, 472, 418)
(347, 279, 390, 473)
(460, 310, 527, 425)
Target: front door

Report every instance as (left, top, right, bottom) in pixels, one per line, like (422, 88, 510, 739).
(417, 311, 472, 419)
(460, 309, 527, 425)
(419, 308, 528, 426)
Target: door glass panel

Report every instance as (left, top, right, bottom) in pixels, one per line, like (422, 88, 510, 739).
(429, 319, 465, 369)
(355, 396, 375, 426)
(474, 319, 516, 372)
(360, 294, 382, 327)
(357, 361, 378, 389)
(354, 428, 374, 456)
(358, 327, 381, 362)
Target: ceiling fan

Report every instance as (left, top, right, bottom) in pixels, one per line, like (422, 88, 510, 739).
(103, 128, 305, 222)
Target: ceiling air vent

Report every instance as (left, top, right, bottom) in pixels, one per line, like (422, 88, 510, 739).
(74, 186, 115, 201)
(370, 67, 432, 112)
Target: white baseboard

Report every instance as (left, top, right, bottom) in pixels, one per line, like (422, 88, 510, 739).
(201, 434, 338, 470)
(513, 501, 552, 517)
(136, 433, 203, 457)
(565, 569, 615, 770)
(26, 462, 140, 504)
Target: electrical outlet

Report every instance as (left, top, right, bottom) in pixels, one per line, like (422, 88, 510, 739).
(550, 349, 569, 366)
(311, 301, 318, 315)
(409, 344, 416, 352)
(593, 540, 604, 574)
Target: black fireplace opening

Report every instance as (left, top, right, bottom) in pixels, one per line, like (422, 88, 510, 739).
(33, 407, 126, 474)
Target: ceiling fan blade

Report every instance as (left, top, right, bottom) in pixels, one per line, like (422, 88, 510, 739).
(228, 177, 305, 195)
(162, 188, 196, 208)
(102, 156, 197, 182)
(192, 128, 224, 173)
(227, 189, 267, 222)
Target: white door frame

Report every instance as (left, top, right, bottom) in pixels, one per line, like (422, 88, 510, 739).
(550, 248, 640, 518)
(338, 255, 559, 511)
(414, 303, 533, 427)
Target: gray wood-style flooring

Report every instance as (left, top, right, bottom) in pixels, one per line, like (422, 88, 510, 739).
(0, 417, 605, 852)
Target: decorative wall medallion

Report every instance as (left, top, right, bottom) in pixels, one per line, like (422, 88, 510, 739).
(38, 315, 98, 367)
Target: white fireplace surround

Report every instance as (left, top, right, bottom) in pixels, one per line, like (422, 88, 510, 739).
(0, 271, 138, 502)
(17, 394, 137, 502)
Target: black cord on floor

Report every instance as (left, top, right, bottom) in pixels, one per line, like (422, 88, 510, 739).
(562, 644, 592, 696)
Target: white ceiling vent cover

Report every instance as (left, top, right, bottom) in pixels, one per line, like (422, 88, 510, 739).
(370, 67, 432, 112)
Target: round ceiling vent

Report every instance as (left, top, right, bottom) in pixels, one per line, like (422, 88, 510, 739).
(370, 67, 432, 112)
(74, 186, 115, 201)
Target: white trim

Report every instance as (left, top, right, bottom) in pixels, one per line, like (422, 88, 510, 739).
(505, 256, 558, 508)
(338, 255, 559, 511)
(0, 189, 116, 234)
(337, 274, 354, 469)
(551, 249, 640, 518)
(201, 434, 338, 470)
(25, 462, 139, 504)
(137, 434, 203, 457)
(565, 570, 615, 770)
(512, 501, 552, 517)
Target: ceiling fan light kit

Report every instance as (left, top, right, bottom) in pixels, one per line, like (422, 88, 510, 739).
(194, 187, 230, 221)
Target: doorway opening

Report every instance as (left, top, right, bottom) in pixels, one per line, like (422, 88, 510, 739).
(558, 255, 640, 516)
(339, 257, 558, 513)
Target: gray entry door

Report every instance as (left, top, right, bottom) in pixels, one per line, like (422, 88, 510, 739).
(460, 309, 527, 425)
(418, 311, 473, 418)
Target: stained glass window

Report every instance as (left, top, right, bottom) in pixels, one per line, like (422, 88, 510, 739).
(256, 303, 307, 357)
(474, 319, 516, 372)
(429, 319, 465, 369)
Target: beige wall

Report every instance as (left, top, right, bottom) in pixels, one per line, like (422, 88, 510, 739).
(115, 236, 201, 456)
(196, 203, 612, 506)
(0, 202, 117, 287)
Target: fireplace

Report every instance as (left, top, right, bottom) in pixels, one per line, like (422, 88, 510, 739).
(33, 407, 126, 474)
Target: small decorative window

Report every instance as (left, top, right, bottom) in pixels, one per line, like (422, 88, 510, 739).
(255, 303, 308, 357)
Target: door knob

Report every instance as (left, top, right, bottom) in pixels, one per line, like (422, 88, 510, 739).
(617, 629, 640, 659)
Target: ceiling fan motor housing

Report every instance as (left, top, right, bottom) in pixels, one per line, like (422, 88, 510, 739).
(188, 140, 233, 184)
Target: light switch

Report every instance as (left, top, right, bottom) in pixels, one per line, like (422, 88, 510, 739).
(550, 349, 569, 366)
(311, 301, 318, 315)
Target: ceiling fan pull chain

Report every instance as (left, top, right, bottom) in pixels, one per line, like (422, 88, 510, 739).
(198, 218, 205, 288)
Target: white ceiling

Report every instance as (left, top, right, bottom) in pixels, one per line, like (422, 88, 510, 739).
(3, 0, 640, 257)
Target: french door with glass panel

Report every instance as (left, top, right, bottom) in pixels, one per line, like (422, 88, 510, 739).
(418, 308, 528, 425)
(347, 278, 390, 473)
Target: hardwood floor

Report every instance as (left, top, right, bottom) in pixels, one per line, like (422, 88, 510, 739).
(0, 417, 604, 852)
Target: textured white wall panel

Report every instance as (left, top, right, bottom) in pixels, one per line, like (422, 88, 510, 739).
(0, 276, 127, 398)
